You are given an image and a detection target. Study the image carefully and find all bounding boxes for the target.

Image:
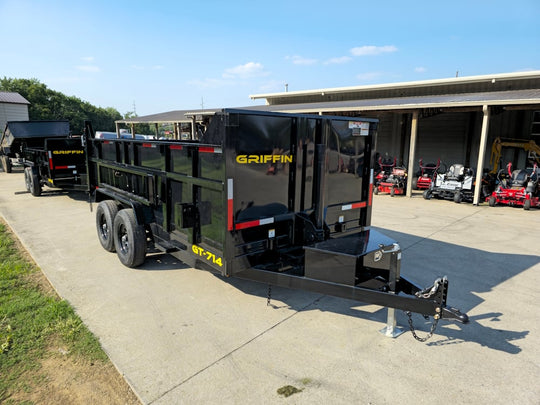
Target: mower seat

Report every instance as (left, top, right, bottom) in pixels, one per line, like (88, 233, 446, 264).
(447, 164, 465, 180)
(511, 170, 528, 187)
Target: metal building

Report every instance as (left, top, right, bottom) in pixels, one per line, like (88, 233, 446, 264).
(117, 71, 540, 204)
(249, 71, 540, 203)
(0, 92, 30, 132)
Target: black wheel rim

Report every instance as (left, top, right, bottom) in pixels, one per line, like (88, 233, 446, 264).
(99, 213, 110, 241)
(118, 224, 130, 255)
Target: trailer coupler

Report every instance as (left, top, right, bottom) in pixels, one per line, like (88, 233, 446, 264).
(384, 276, 468, 341)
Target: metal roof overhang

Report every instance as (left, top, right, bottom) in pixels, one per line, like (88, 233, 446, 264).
(249, 71, 540, 101)
(245, 88, 540, 114)
(117, 89, 540, 125)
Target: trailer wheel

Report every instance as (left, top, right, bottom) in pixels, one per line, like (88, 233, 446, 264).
(453, 192, 462, 203)
(423, 189, 432, 200)
(411, 177, 418, 190)
(524, 199, 531, 210)
(113, 209, 146, 268)
(373, 187, 379, 195)
(390, 187, 395, 197)
(488, 196, 496, 207)
(96, 200, 119, 252)
(28, 169, 41, 196)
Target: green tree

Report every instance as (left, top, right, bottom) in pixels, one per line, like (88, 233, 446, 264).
(0, 77, 123, 133)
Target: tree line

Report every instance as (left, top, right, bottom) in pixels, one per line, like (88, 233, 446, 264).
(0, 78, 125, 134)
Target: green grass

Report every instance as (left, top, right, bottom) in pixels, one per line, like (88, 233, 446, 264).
(0, 221, 107, 402)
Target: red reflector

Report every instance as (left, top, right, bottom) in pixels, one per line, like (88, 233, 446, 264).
(170, 145, 183, 150)
(227, 199, 234, 231)
(235, 220, 261, 230)
(199, 146, 214, 153)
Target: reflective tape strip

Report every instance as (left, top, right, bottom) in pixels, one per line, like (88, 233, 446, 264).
(199, 146, 222, 154)
(170, 145, 183, 150)
(235, 217, 275, 230)
(48, 151, 53, 169)
(227, 179, 234, 231)
(369, 169, 374, 206)
(341, 202, 367, 211)
(55, 165, 76, 170)
(142, 143, 156, 148)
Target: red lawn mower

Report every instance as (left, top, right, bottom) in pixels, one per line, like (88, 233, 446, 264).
(488, 162, 540, 210)
(374, 156, 396, 187)
(374, 156, 407, 196)
(412, 158, 441, 190)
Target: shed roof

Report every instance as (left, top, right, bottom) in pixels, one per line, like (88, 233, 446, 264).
(117, 88, 540, 125)
(250, 71, 540, 105)
(0, 92, 30, 105)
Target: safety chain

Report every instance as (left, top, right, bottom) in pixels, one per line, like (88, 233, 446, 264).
(405, 311, 440, 342)
(405, 277, 445, 342)
(267, 284, 272, 306)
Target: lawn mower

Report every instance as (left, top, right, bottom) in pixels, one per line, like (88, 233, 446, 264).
(374, 155, 395, 187)
(423, 163, 475, 203)
(412, 158, 441, 190)
(488, 162, 540, 210)
(374, 156, 407, 196)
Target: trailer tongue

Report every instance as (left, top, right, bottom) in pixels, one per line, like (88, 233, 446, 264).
(84, 109, 468, 340)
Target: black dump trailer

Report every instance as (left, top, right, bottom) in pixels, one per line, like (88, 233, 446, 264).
(0, 120, 87, 196)
(84, 109, 468, 338)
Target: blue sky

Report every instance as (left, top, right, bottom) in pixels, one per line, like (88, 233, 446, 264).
(1, 0, 539, 116)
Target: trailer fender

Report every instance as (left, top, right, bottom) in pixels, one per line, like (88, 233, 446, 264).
(94, 189, 154, 226)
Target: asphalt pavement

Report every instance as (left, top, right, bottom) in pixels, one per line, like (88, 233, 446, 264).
(1, 168, 539, 404)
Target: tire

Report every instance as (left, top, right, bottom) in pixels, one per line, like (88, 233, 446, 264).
(29, 169, 41, 196)
(453, 192, 462, 203)
(411, 177, 418, 190)
(488, 196, 496, 207)
(390, 187, 395, 197)
(524, 199, 531, 210)
(373, 187, 379, 195)
(113, 209, 146, 268)
(423, 189, 432, 200)
(96, 200, 120, 252)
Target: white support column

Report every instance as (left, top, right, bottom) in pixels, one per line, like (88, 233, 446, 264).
(406, 111, 419, 197)
(473, 105, 490, 205)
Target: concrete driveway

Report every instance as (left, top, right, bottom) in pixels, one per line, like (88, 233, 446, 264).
(1, 169, 539, 404)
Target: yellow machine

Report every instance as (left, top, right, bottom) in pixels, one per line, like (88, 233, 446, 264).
(490, 137, 540, 173)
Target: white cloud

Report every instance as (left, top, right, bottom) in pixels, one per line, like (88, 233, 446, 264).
(415, 67, 427, 73)
(285, 55, 318, 66)
(324, 56, 352, 65)
(76, 65, 100, 73)
(81, 56, 94, 62)
(350, 45, 397, 56)
(223, 62, 268, 79)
